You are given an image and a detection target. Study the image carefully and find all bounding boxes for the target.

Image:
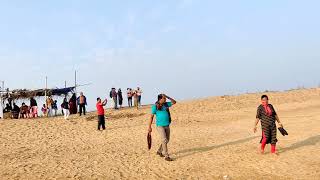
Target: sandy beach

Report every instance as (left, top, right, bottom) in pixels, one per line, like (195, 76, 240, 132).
(0, 88, 320, 180)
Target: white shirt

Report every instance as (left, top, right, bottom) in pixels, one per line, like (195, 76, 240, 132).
(137, 89, 142, 96)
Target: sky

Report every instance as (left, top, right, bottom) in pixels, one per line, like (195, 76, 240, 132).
(0, 0, 320, 110)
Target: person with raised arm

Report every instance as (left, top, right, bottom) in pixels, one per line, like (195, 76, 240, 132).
(96, 97, 108, 131)
(148, 94, 177, 161)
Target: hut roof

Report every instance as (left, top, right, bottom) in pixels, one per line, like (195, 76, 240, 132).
(1, 87, 75, 100)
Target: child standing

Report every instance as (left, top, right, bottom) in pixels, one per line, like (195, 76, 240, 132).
(41, 104, 47, 117)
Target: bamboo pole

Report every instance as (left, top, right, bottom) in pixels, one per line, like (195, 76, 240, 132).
(45, 76, 48, 98)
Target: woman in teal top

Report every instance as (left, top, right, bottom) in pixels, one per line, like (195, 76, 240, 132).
(148, 94, 177, 161)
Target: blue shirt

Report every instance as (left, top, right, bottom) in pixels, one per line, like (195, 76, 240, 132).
(151, 102, 172, 127)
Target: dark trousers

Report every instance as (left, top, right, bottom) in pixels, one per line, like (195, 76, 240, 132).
(138, 96, 142, 106)
(98, 115, 106, 130)
(128, 97, 133, 107)
(79, 104, 86, 116)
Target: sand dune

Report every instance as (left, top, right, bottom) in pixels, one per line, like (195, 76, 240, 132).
(0, 88, 320, 179)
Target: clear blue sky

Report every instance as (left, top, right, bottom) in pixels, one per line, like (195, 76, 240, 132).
(0, 0, 319, 110)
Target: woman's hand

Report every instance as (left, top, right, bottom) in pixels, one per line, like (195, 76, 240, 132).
(148, 126, 152, 133)
(278, 123, 283, 128)
(253, 126, 257, 133)
(148, 115, 154, 133)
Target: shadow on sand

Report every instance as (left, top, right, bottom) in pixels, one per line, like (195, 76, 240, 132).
(280, 135, 320, 153)
(108, 124, 143, 131)
(173, 136, 259, 159)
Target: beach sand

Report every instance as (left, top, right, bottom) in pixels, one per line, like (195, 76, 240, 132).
(0, 88, 320, 180)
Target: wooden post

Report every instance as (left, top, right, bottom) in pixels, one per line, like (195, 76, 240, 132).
(74, 70, 77, 92)
(45, 76, 48, 98)
(0, 81, 4, 119)
(74, 71, 77, 109)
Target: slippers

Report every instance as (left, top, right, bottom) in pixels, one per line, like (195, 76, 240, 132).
(278, 127, 288, 136)
(165, 157, 174, 161)
(147, 133, 152, 150)
(157, 152, 165, 157)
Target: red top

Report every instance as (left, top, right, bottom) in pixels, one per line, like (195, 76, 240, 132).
(96, 102, 105, 115)
(262, 102, 272, 116)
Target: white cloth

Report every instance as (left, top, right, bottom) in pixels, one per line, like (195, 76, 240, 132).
(63, 109, 70, 120)
(137, 90, 142, 96)
(0, 99, 3, 119)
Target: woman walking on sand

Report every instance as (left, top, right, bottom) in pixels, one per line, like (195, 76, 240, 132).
(61, 98, 70, 120)
(254, 95, 284, 154)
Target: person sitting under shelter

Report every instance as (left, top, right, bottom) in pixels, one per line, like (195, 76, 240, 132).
(20, 103, 30, 119)
(12, 103, 20, 119)
(41, 104, 47, 117)
(3, 103, 12, 113)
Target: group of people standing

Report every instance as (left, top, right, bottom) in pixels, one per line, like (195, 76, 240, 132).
(109, 87, 143, 109)
(126, 87, 143, 109)
(95, 87, 143, 131)
(60, 92, 87, 120)
(42, 96, 59, 117)
(40, 92, 87, 120)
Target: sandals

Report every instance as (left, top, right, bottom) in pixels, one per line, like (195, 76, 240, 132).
(157, 152, 165, 157)
(165, 157, 174, 161)
(156, 152, 173, 161)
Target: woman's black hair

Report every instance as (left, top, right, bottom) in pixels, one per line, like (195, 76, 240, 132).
(261, 95, 269, 100)
(97, 97, 101, 101)
(156, 94, 164, 110)
(157, 94, 164, 102)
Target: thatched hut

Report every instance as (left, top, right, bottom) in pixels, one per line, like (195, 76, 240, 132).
(0, 87, 76, 119)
